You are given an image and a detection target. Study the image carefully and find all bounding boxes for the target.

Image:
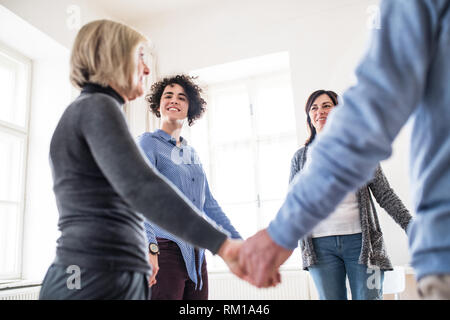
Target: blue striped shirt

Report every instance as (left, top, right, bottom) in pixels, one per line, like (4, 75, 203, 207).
(137, 129, 241, 289)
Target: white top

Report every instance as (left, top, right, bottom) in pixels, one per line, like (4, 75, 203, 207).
(311, 192, 361, 238)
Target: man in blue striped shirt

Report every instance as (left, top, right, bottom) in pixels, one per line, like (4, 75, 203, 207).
(239, 0, 450, 299)
(137, 75, 242, 299)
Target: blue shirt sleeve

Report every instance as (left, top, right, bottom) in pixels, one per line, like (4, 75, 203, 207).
(144, 220, 157, 244)
(136, 132, 157, 167)
(203, 177, 242, 240)
(268, 0, 437, 249)
(136, 133, 158, 244)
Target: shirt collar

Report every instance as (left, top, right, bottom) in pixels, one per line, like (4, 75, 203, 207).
(155, 129, 188, 147)
(81, 82, 125, 105)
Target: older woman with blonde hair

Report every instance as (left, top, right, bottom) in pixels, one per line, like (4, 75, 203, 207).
(39, 19, 245, 300)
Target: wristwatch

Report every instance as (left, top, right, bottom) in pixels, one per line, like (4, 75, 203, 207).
(149, 243, 160, 255)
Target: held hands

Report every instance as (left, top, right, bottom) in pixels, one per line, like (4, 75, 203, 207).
(217, 238, 247, 281)
(148, 234, 289, 288)
(238, 229, 293, 288)
(218, 230, 293, 288)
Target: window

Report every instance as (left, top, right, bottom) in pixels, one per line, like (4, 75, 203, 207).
(190, 65, 302, 271)
(0, 44, 32, 279)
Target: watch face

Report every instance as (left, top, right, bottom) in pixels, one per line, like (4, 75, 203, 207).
(149, 243, 159, 253)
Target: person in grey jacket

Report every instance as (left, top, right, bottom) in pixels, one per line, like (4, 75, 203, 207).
(289, 90, 412, 300)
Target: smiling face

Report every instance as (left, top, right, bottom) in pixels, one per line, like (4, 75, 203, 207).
(159, 83, 189, 123)
(308, 93, 336, 133)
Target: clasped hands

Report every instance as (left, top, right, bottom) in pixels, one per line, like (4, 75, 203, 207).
(218, 229, 293, 288)
(148, 229, 293, 288)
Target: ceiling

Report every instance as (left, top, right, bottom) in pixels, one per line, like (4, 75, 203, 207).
(91, 0, 219, 22)
(88, 0, 369, 26)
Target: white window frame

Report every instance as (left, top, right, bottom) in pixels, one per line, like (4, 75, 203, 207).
(0, 42, 32, 280)
(207, 72, 297, 225)
(192, 71, 302, 271)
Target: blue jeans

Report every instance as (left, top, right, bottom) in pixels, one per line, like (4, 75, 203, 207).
(308, 233, 384, 300)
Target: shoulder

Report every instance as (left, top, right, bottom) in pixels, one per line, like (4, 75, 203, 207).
(185, 144, 203, 166)
(74, 93, 127, 136)
(136, 131, 159, 150)
(370, 164, 384, 181)
(137, 131, 156, 142)
(79, 92, 121, 110)
(185, 143, 200, 155)
(366, 164, 389, 189)
(291, 146, 307, 162)
(75, 93, 123, 122)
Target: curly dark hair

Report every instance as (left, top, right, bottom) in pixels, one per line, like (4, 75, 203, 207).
(146, 74, 206, 126)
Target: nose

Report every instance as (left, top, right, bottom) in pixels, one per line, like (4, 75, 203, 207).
(317, 109, 327, 118)
(142, 62, 150, 76)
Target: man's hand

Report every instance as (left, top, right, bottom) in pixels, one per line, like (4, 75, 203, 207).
(148, 253, 159, 287)
(239, 229, 293, 288)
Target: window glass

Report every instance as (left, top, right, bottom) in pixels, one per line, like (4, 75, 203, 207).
(0, 203, 20, 275)
(0, 51, 29, 128)
(0, 45, 31, 279)
(257, 137, 298, 201)
(253, 75, 296, 137)
(190, 71, 299, 271)
(210, 86, 252, 144)
(212, 144, 256, 204)
(0, 131, 25, 202)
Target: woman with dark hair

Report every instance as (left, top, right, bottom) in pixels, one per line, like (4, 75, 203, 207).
(289, 89, 412, 300)
(304, 90, 338, 146)
(39, 21, 245, 300)
(137, 74, 243, 300)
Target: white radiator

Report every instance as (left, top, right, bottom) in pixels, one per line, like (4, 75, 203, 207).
(208, 269, 318, 300)
(0, 270, 317, 300)
(0, 286, 41, 300)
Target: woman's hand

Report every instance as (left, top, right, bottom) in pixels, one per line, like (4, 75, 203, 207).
(217, 238, 247, 280)
(148, 253, 159, 287)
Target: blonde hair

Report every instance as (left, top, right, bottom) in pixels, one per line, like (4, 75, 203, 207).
(70, 19, 148, 94)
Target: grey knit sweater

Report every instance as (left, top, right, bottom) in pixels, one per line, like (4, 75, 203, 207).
(290, 146, 412, 271)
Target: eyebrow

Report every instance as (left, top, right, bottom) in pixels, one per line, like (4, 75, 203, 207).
(312, 101, 333, 107)
(163, 91, 187, 97)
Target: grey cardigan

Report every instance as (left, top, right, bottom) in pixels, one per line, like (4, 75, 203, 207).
(290, 146, 412, 271)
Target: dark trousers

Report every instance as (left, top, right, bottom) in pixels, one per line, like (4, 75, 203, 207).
(151, 239, 208, 300)
(39, 262, 149, 300)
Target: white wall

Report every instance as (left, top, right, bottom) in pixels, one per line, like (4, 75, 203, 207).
(0, 0, 119, 50)
(136, 0, 413, 266)
(0, 3, 115, 281)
